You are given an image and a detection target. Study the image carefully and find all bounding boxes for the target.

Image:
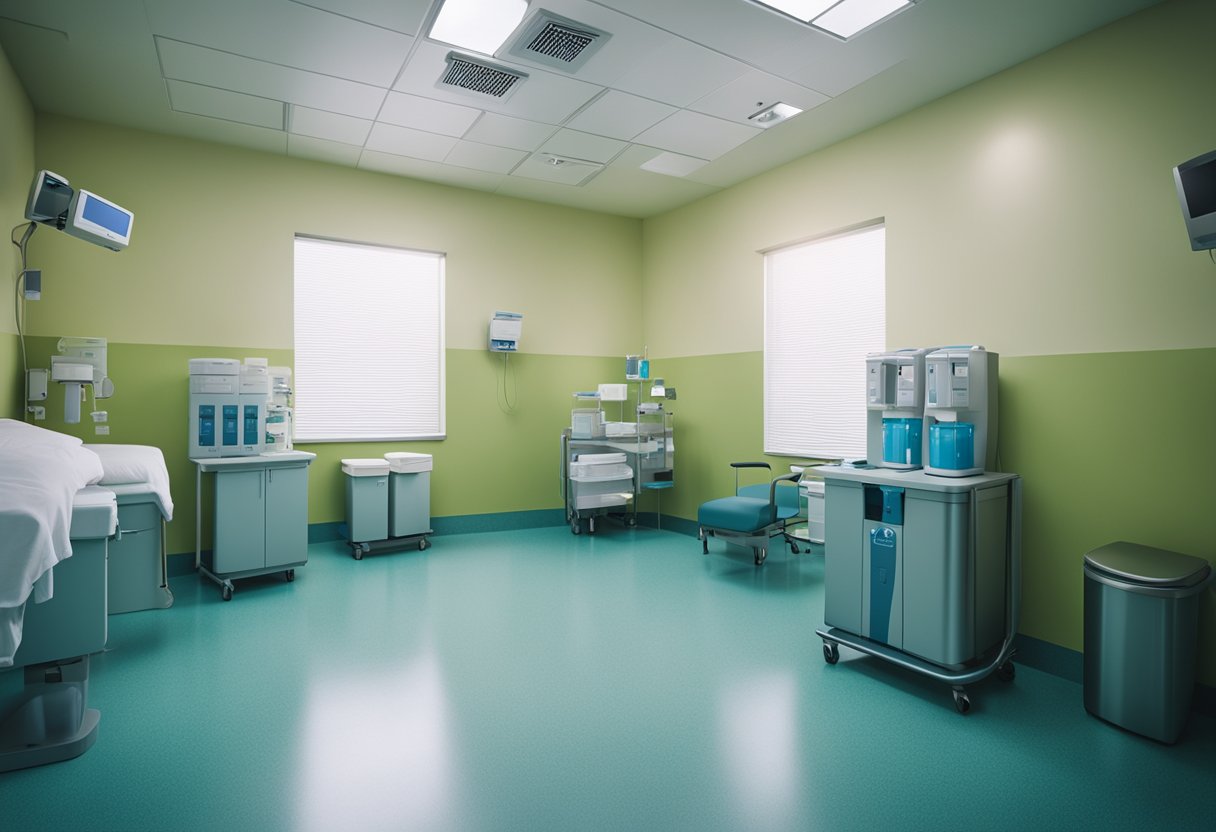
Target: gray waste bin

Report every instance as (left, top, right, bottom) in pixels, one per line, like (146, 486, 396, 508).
(1083, 541, 1212, 744)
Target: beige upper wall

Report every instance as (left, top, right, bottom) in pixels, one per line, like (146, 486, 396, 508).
(1, 42, 35, 338)
(27, 116, 642, 355)
(641, 0, 1216, 359)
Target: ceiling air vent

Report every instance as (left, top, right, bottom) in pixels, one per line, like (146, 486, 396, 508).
(438, 52, 527, 100)
(503, 10, 610, 73)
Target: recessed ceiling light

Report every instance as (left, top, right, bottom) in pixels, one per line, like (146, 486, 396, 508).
(746, 0, 915, 40)
(429, 0, 528, 56)
(747, 102, 803, 128)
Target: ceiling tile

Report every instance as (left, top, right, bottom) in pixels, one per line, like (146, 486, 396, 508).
(633, 110, 760, 160)
(167, 79, 284, 130)
(359, 149, 506, 190)
(394, 42, 602, 125)
(378, 92, 481, 138)
(639, 150, 709, 178)
(463, 112, 555, 152)
(288, 133, 363, 165)
(364, 122, 459, 162)
(688, 69, 830, 125)
(565, 90, 677, 141)
(538, 129, 627, 165)
(284, 0, 432, 35)
(444, 141, 528, 175)
(166, 110, 289, 155)
(511, 154, 603, 187)
(157, 37, 387, 119)
(609, 35, 750, 108)
(145, 0, 412, 87)
(289, 105, 372, 145)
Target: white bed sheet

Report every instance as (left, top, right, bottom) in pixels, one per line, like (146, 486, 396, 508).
(83, 443, 174, 521)
(0, 420, 105, 667)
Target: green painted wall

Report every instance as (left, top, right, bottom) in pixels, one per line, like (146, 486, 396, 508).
(1, 41, 35, 418)
(639, 0, 1216, 685)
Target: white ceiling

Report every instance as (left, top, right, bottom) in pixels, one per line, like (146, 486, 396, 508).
(0, 0, 1160, 218)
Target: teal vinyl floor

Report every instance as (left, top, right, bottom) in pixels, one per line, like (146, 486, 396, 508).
(3, 525, 1213, 831)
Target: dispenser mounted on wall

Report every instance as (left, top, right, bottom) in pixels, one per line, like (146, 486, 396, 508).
(489, 311, 523, 352)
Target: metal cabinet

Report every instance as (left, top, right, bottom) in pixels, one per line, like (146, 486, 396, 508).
(193, 452, 315, 600)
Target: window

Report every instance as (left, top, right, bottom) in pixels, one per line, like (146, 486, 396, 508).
(293, 236, 445, 442)
(764, 222, 885, 458)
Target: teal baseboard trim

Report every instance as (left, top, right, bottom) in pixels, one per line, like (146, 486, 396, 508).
(1014, 634, 1083, 684)
(431, 508, 566, 535)
(636, 513, 699, 537)
(1013, 634, 1214, 717)
(308, 522, 344, 543)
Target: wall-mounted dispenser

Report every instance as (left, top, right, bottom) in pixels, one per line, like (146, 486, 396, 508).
(489, 311, 523, 352)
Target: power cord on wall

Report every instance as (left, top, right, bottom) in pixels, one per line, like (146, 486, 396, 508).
(496, 351, 518, 414)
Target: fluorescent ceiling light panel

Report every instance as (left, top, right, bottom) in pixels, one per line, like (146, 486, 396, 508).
(429, 0, 528, 56)
(813, 0, 912, 38)
(746, 0, 913, 39)
(640, 151, 708, 178)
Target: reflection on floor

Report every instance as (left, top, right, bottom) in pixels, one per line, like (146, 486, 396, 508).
(4, 525, 1213, 831)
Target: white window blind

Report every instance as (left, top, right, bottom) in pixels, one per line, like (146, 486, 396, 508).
(293, 236, 445, 442)
(764, 223, 885, 458)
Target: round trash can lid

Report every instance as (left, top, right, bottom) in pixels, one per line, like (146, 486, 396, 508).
(1084, 541, 1212, 588)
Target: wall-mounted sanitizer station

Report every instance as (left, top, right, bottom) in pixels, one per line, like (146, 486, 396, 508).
(488, 311, 522, 352)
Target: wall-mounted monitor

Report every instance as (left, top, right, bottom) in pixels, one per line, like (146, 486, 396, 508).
(25, 169, 72, 225)
(63, 188, 134, 252)
(1172, 149, 1216, 251)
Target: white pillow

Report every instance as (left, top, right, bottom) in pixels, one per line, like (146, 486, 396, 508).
(84, 443, 167, 485)
(0, 418, 83, 451)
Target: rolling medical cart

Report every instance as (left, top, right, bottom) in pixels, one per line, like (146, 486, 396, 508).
(192, 451, 316, 601)
(814, 465, 1022, 714)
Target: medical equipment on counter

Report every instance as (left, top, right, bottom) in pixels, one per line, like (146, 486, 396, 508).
(1172, 148, 1216, 251)
(815, 465, 1021, 714)
(50, 337, 112, 424)
(238, 361, 269, 456)
(625, 353, 649, 381)
(922, 346, 998, 477)
(866, 348, 933, 470)
(698, 462, 802, 566)
(266, 366, 294, 451)
(188, 358, 240, 458)
(489, 311, 523, 352)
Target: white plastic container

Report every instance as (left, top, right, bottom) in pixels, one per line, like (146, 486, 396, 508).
(802, 479, 826, 544)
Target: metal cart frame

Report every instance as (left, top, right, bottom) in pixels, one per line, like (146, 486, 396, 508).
(816, 476, 1022, 714)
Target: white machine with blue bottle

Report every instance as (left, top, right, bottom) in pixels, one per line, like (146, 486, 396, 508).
(816, 343, 1019, 714)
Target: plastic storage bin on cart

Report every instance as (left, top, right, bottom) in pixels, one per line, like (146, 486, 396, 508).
(341, 459, 389, 554)
(385, 451, 433, 548)
(1083, 541, 1213, 744)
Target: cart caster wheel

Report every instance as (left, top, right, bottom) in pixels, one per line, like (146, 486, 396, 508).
(823, 642, 839, 665)
(571, 519, 581, 535)
(221, 585, 233, 602)
(997, 661, 1015, 682)
(589, 517, 596, 534)
(419, 538, 430, 551)
(952, 689, 971, 715)
(789, 541, 800, 554)
(754, 547, 767, 566)
(353, 547, 364, 560)
(700, 530, 708, 555)
(285, 569, 295, 582)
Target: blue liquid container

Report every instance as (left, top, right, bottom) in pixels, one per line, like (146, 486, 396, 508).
(882, 417, 923, 466)
(929, 422, 975, 470)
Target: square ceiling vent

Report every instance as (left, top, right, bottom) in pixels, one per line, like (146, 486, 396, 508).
(438, 52, 528, 101)
(502, 10, 610, 73)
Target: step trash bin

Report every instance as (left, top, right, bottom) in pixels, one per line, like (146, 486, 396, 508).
(1083, 541, 1213, 744)
(341, 459, 390, 544)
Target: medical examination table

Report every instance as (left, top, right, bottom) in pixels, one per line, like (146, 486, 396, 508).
(1, 420, 117, 771)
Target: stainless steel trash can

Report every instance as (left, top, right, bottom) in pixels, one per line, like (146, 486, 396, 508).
(1083, 541, 1213, 744)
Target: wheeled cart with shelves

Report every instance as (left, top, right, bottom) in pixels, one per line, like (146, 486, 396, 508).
(192, 451, 316, 601)
(813, 466, 1022, 714)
